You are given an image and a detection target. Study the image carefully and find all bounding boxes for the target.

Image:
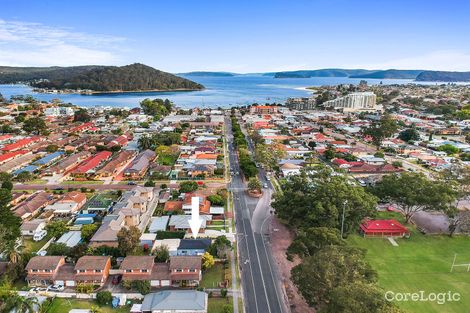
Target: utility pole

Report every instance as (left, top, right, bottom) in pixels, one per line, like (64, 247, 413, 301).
(341, 200, 348, 239)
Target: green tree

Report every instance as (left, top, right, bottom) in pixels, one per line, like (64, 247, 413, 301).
(74, 108, 91, 122)
(292, 246, 377, 306)
(133, 280, 151, 295)
(15, 171, 34, 183)
(323, 282, 401, 313)
(1, 180, 13, 191)
(179, 181, 198, 193)
(117, 226, 141, 255)
(438, 144, 459, 155)
(287, 227, 344, 258)
(46, 221, 68, 238)
(81, 224, 98, 241)
(247, 177, 262, 192)
(47, 243, 70, 256)
(373, 172, 457, 223)
(154, 245, 170, 263)
(4, 293, 38, 313)
(96, 291, 113, 305)
(144, 180, 155, 187)
(272, 168, 377, 233)
(46, 144, 59, 153)
(208, 235, 232, 258)
(398, 128, 420, 142)
(207, 194, 225, 206)
(362, 113, 398, 149)
(22, 117, 47, 135)
(323, 145, 336, 160)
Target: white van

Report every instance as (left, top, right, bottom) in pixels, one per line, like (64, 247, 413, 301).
(33, 230, 47, 242)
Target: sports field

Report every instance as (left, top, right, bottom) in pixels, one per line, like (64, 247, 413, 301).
(348, 213, 470, 313)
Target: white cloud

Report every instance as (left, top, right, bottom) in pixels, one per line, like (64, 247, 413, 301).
(354, 50, 470, 71)
(0, 19, 125, 66)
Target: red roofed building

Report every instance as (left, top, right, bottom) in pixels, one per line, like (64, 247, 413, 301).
(70, 122, 94, 133)
(0, 150, 29, 164)
(360, 219, 409, 237)
(1, 137, 42, 152)
(71, 151, 112, 176)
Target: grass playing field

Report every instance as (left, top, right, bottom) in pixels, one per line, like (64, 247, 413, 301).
(348, 212, 470, 313)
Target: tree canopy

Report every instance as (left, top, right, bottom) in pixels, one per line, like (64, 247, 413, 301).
(272, 168, 377, 233)
(362, 113, 398, 148)
(373, 172, 457, 223)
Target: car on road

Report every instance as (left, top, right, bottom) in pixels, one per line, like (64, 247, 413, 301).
(127, 181, 136, 185)
(52, 187, 64, 191)
(266, 176, 271, 181)
(263, 183, 268, 188)
(47, 284, 64, 292)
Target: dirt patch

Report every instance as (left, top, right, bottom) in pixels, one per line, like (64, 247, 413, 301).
(270, 218, 315, 313)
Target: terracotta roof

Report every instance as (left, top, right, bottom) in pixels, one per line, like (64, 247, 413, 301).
(74, 256, 110, 271)
(151, 263, 171, 280)
(54, 264, 75, 280)
(170, 256, 201, 270)
(120, 256, 155, 271)
(164, 201, 183, 212)
(26, 256, 64, 271)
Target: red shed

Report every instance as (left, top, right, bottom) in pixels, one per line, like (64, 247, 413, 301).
(360, 219, 409, 237)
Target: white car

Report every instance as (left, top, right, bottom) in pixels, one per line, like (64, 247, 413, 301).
(47, 284, 64, 292)
(33, 230, 47, 241)
(36, 250, 47, 256)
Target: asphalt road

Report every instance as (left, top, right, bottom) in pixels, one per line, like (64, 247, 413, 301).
(227, 115, 287, 313)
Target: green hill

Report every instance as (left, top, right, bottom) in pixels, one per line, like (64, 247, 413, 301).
(274, 69, 374, 78)
(0, 63, 204, 92)
(416, 71, 470, 82)
(350, 69, 424, 79)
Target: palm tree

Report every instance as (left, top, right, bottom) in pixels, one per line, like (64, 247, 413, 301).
(5, 294, 38, 313)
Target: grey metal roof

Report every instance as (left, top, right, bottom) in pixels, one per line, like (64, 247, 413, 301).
(148, 216, 170, 233)
(141, 290, 207, 311)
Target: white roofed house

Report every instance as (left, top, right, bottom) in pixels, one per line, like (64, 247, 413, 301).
(20, 219, 46, 236)
(140, 290, 208, 313)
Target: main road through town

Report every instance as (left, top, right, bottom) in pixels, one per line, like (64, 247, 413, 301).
(226, 115, 287, 313)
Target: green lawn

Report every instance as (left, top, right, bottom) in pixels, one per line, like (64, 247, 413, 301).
(22, 236, 51, 253)
(348, 215, 470, 313)
(23, 179, 48, 185)
(47, 298, 130, 313)
(201, 263, 226, 288)
(208, 297, 233, 313)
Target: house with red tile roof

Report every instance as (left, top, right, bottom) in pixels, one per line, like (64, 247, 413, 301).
(1, 137, 42, 152)
(71, 151, 112, 177)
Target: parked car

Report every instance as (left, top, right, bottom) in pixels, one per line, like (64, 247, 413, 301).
(33, 230, 47, 242)
(112, 275, 122, 285)
(47, 284, 64, 292)
(36, 250, 47, 256)
(127, 181, 136, 185)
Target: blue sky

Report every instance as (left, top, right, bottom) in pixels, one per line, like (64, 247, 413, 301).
(1, 0, 469, 72)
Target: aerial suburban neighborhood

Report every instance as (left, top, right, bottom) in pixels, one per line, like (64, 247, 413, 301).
(0, 2, 470, 313)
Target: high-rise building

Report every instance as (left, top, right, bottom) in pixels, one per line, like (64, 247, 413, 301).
(323, 92, 382, 112)
(285, 97, 316, 110)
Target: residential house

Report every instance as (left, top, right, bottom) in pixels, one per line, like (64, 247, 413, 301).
(25, 256, 65, 286)
(74, 256, 111, 286)
(169, 256, 202, 287)
(120, 256, 171, 287)
(140, 290, 207, 313)
(177, 239, 211, 256)
(13, 192, 53, 220)
(20, 219, 46, 236)
(123, 149, 156, 179)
